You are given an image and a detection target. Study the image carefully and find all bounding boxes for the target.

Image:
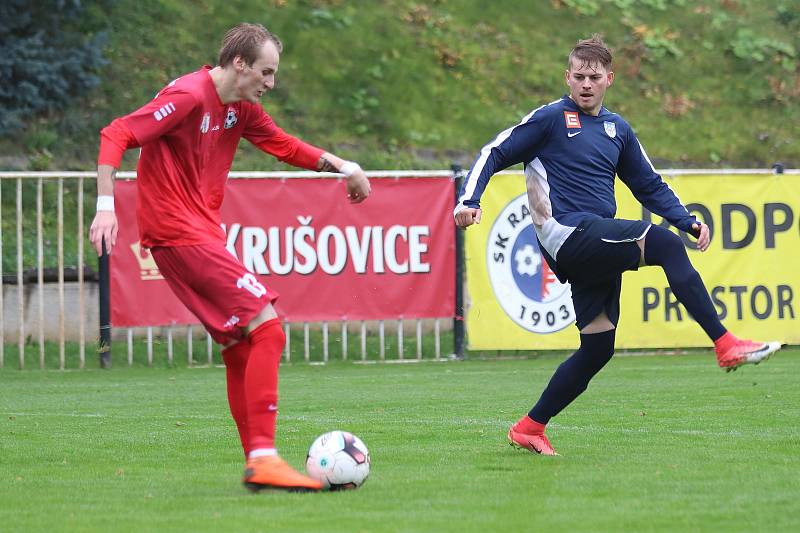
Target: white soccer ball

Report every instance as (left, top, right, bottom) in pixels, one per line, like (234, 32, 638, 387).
(305, 430, 370, 490)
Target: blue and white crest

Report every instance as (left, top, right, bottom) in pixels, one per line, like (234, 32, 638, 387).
(486, 193, 574, 333)
(603, 121, 616, 138)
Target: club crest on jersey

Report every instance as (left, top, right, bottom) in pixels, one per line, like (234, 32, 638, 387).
(564, 111, 581, 129)
(604, 121, 616, 138)
(224, 108, 238, 129)
(200, 112, 211, 134)
(486, 194, 574, 334)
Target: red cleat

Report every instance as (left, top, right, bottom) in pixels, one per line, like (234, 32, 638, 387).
(243, 455, 322, 493)
(507, 423, 558, 456)
(715, 333, 782, 372)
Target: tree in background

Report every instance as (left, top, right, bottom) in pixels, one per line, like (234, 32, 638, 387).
(0, 0, 111, 134)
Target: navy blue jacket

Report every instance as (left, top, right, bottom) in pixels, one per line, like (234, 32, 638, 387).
(456, 96, 696, 260)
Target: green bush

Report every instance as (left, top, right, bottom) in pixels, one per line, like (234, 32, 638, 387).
(0, 0, 113, 135)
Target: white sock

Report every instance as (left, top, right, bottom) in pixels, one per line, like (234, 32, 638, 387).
(249, 448, 278, 459)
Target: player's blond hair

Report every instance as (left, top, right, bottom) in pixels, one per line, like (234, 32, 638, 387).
(218, 23, 283, 67)
(568, 34, 612, 71)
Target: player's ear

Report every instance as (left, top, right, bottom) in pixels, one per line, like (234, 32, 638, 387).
(607, 70, 614, 86)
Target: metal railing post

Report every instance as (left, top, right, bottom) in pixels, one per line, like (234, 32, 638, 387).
(98, 237, 112, 368)
(452, 164, 466, 360)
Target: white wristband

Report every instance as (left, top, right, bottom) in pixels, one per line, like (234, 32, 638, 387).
(339, 161, 361, 177)
(96, 195, 115, 212)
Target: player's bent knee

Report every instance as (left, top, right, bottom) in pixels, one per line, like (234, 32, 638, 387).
(643, 224, 687, 265)
(649, 224, 684, 249)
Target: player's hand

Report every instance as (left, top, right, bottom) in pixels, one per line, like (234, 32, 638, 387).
(89, 211, 118, 256)
(692, 222, 710, 252)
(455, 207, 482, 228)
(346, 169, 370, 203)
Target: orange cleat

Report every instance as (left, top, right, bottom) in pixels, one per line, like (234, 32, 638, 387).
(715, 334, 782, 372)
(507, 424, 558, 456)
(243, 455, 322, 493)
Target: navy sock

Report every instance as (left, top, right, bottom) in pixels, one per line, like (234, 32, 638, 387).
(528, 329, 616, 424)
(643, 225, 726, 341)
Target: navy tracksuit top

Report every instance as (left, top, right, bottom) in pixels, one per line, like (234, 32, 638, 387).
(456, 95, 697, 261)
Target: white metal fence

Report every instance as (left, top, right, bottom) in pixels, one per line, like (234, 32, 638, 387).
(1, 172, 91, 369)
(3, 168, 793, 369)
(0, 171, 455, 369)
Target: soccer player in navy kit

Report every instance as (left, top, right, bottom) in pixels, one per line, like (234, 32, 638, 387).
(454, 35, 782, 455)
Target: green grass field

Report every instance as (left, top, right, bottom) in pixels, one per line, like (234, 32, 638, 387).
(2, 349, 799, 532)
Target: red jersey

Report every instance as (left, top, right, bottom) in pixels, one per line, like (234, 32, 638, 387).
(99, 66, 324, 248)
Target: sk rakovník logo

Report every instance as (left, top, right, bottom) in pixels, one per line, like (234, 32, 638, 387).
(486, 193, 574, 333)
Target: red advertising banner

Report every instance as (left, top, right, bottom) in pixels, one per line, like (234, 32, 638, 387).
(111, 176, 455, 326)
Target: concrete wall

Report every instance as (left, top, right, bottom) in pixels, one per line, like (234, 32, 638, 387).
(2, 282, 98, 342)
(2, 282, 453, 342)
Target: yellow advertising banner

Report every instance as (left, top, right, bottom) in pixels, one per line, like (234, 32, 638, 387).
(465, 173, 799, 350)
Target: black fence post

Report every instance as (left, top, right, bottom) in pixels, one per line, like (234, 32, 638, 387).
(98, 237, 112, 368)
(452, 164, 466, 360)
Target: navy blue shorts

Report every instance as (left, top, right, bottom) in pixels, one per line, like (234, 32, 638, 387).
(554, 216, 650, 330)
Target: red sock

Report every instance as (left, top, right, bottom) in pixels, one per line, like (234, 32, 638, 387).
(515, 415, 547, 435)
(245, 318, 285, 452)
(221, 339, 251, 457)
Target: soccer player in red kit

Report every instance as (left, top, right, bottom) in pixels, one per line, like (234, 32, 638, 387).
(88, 23, 371, 492)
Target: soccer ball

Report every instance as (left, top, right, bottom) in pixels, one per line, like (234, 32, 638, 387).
(305, 430, 370, 490)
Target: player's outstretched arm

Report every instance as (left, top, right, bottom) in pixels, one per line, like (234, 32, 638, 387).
(318, 152, 371, 203)
(89, 164, 119, 256)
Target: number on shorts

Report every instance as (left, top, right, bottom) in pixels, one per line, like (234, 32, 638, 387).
(236, 273, 267, 298)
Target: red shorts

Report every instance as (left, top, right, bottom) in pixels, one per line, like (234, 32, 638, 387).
(150, 243, 278, 344)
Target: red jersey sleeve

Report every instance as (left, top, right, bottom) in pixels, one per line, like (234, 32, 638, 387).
(97, 118, 139, 167)
(119, 88, 199, 146)
(243, 105, 324, 170)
